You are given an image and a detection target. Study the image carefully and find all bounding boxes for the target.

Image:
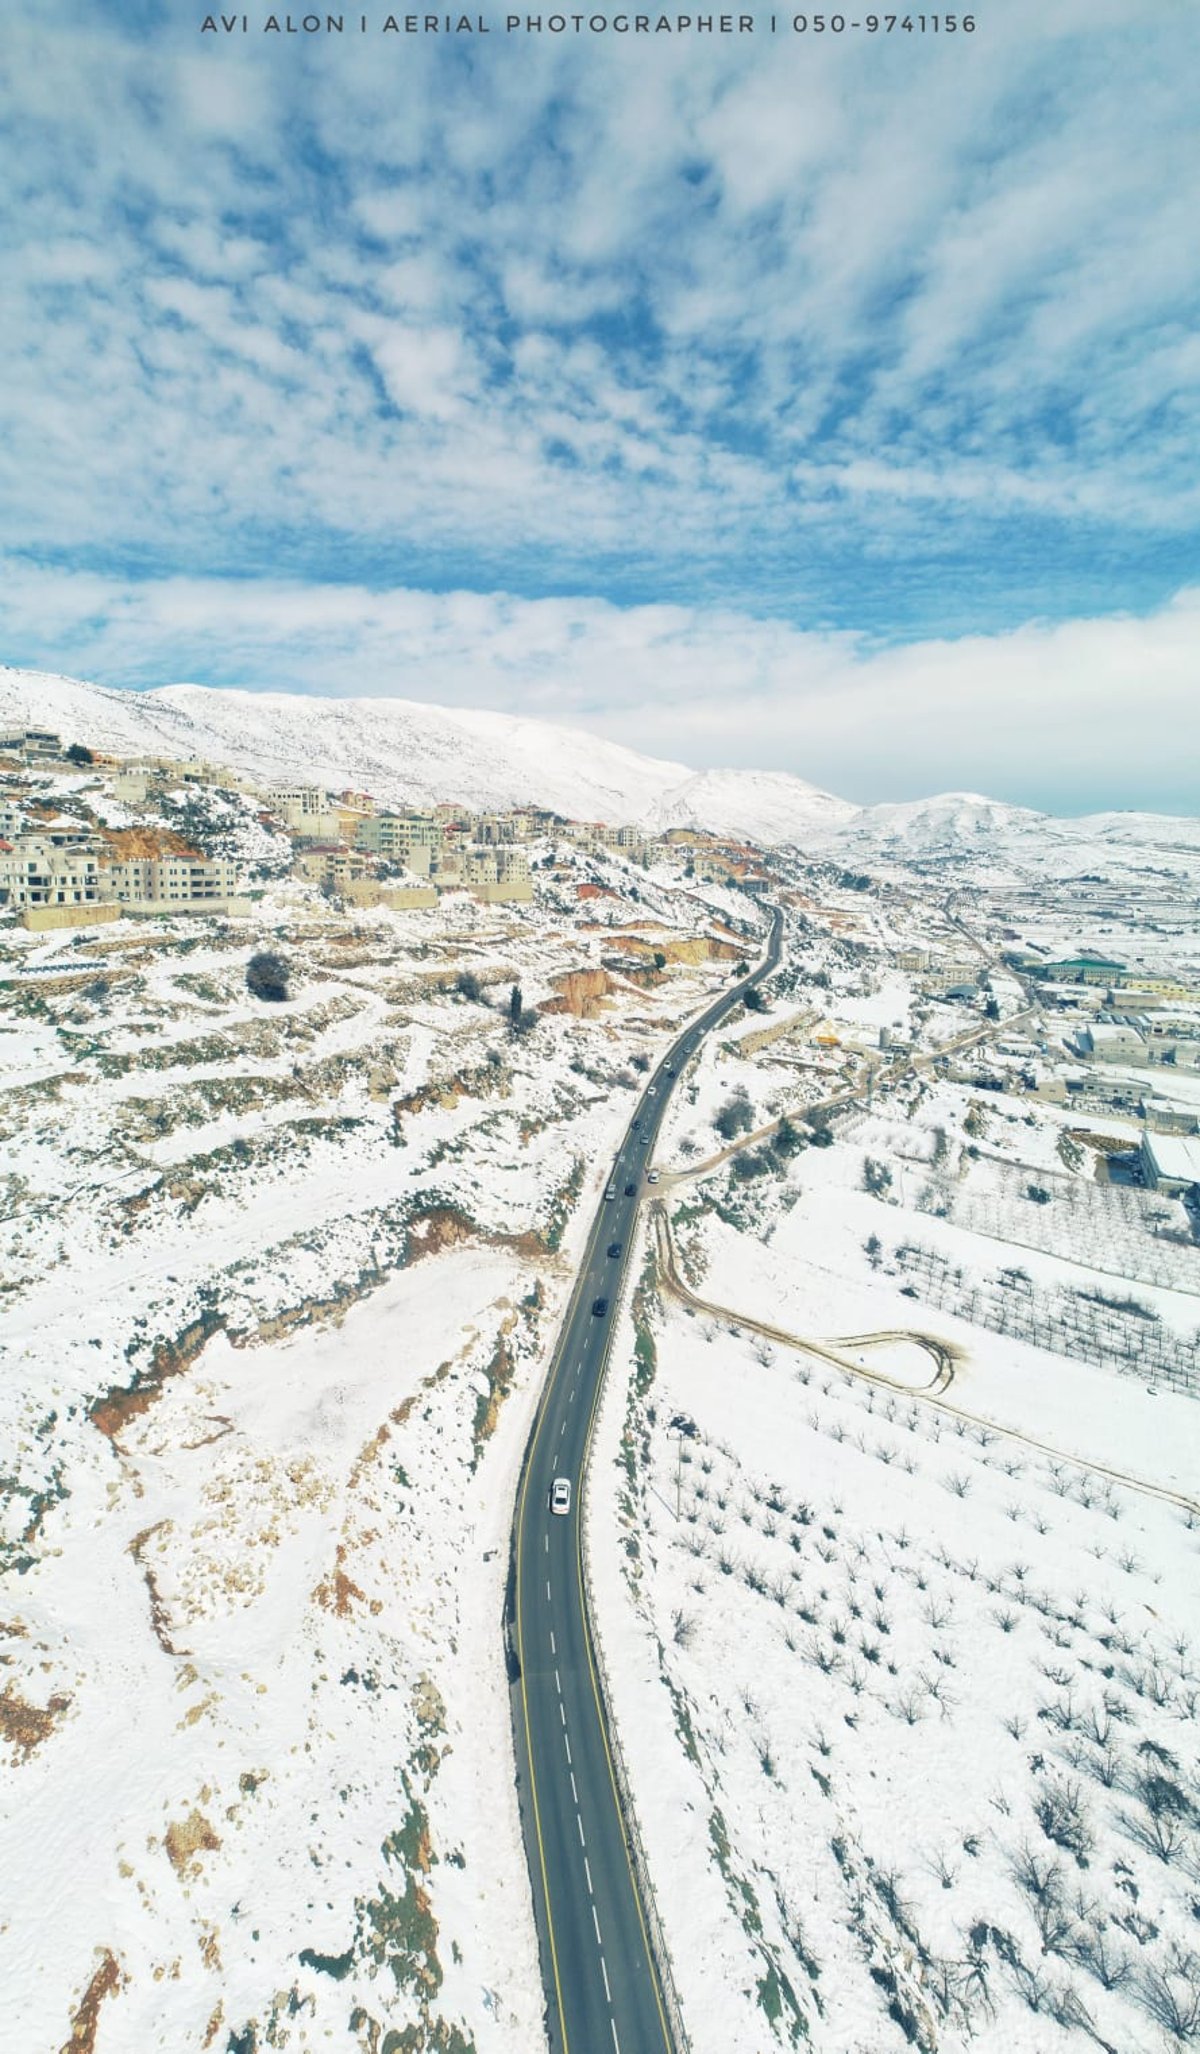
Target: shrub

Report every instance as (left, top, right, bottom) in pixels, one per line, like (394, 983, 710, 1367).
(1034, 1780, 1093, 1866)
(455, 970, 484, 1002)
(775, 1116, 805, 1158)
(246, 950, 290, 1002)
(714, 1096, 754, 1142)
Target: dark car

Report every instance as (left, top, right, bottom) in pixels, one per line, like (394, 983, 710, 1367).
(624, 1182, 636, 1197)
(666, 1064, 676, 1075)
(607, 1242, 622, 1258)
(592, 1297, 608, 1317)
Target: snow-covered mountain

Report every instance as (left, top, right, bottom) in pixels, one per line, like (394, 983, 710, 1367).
(0, 667, 854, 845)
(816, 791, 1048, 855)
(638, 766, 855, 844)
(4, 667, 1195, 857)
(809, 791, 1200, 871)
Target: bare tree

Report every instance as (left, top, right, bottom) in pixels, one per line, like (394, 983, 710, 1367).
(1140, 1946, 1200, 2043)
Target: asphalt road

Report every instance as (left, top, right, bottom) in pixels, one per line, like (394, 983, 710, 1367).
(510, 905, 784, 2054)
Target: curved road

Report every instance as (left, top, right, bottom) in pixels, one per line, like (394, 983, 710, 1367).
(509, 906, 783, 2054)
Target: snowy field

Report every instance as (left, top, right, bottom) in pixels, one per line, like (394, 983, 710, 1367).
(589, 1058, 1200, 2054)
(0, 866, 745, 2054)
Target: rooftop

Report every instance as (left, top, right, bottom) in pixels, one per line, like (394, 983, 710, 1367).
(1142, 1132, 1200, 1185)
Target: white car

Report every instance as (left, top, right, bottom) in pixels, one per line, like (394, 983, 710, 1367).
(647, 1170, 660, 1185)
(551, 1478, 572, 1516)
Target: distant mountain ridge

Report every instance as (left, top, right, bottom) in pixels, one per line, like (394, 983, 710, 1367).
(2, 668, 1195, 855)
(0, 667, 854, 845)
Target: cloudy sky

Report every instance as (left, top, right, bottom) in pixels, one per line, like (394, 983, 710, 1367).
(1, 0, 1196, 810)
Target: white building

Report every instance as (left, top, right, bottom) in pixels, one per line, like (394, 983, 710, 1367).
(265, 786, 340, 838)
(0, 728, 63, 761)
(463, 846, 533, 903)
(101, 856, 240, 907)
(1077, 1021, 1148, 1066)
(1140, 1131, 1200, 1198)
(0, 835, 103, 908)
(356, 813, 442, 873)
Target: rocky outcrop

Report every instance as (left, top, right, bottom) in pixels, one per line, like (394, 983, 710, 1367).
(99, 824, 201, 860)
(541, 967, 613, 1018)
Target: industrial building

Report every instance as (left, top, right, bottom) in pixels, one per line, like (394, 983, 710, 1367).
(1139, 1131, 1200, 1198)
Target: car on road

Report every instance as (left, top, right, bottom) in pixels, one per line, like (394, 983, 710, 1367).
(607, 1242, 622, 1258)
(551, 1478, 571, 1516)
(624, 1182, 636, 1196)
(592, 1296, 608, 1316)
(647, 1170, 660, 1184)
(666, 1064, 676, 1075)
(604, 1184, 616, 1200)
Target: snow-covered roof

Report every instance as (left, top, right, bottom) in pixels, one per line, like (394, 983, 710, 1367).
(1142, 1132, 1200, 1184)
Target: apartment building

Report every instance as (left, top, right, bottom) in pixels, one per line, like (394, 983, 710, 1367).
(0, 835, 103, 908)
(294, 845, 371, 892)
(471, 812, 519, 845)
(355, 813, 442, 874)
(264, 786, 344, 839)
(0, 728, 63, 762)
(101, 855, 240, 906)
(463, 846, 533, 903)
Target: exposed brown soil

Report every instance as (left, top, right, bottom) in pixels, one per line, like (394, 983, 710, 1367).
(90, 1308, 225, 1441)
(392, 1052, 509, 1120)
(542, 966, 614, 1018)
(471, 1311, 520, 1464)
(314, 1545, 375, 1618)
(0, 1681, 72, 1758)
(129, 1522, 185, 1656)
(58, 1950, 123, 2054)
(1066, 1128, 1134, 1155)
(164, 1809, 221, 1876)
(99, 824, 201, 860)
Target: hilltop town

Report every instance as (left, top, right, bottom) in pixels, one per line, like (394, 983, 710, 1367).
(0, 719, 765, 928)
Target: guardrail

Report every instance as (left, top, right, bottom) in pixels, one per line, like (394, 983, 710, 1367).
(578, 1267, 693, 2054)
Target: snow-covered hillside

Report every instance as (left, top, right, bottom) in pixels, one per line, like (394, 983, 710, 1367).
(0, 666, 854, 844)
(812, 789, 1200, 871)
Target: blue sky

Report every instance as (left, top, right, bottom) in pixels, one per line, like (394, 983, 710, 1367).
(0, 0, 1196, 809)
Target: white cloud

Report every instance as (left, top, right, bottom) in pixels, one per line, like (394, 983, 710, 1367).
(1, 558, 1195, 814)
(0, 0, 1197, 583)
